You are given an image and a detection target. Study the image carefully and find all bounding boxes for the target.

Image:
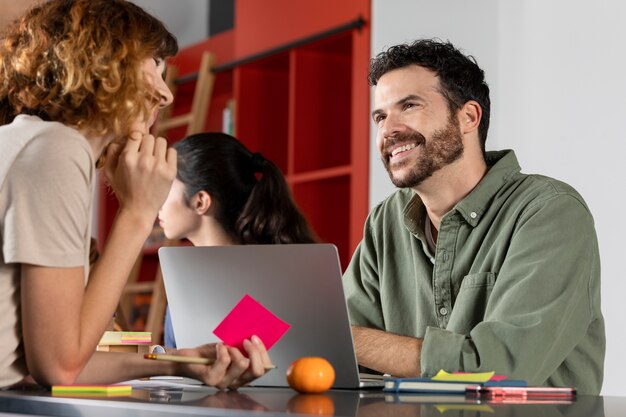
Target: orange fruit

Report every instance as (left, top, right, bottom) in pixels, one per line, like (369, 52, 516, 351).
(286, 394, 335, 415)
(286, 357, 335, 394)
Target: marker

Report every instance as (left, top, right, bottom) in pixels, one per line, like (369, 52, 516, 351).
(467, 386, 576, 399)
(144, 353, 276, 370)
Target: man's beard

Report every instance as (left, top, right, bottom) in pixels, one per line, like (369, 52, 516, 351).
(382, 117, 464, 189)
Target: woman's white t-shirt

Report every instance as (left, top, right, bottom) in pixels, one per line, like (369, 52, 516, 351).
(0, 115, 95, 387)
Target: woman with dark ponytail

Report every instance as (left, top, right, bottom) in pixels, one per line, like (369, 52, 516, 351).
(158, 132, 317, 347)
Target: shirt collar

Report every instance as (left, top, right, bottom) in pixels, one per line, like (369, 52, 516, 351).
(403, 191, 425, 236)
(454, 149, 521, 227)
(402, 149, 521, 230)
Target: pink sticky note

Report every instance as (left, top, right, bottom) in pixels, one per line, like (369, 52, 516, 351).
(213, 294, 290, 353)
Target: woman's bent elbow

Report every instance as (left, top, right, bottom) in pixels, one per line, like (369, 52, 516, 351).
(28, 363, 82, 387)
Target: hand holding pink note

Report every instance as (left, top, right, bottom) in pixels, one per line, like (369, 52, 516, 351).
(213, 294, 290, 352)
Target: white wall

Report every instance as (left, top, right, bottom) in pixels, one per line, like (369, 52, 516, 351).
(371, 0, 626, 396)
(130, 0, 209, 48)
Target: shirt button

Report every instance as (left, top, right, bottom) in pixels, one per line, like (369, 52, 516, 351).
(439, 307, 448, 316)
(470, 212, 477, 219)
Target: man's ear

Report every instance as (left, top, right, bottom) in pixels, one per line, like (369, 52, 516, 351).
(192, 190, 212, 215)
(459, 100, 482, 135)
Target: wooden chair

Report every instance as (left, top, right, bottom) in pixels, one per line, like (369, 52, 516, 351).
(119, 239, 175, 344)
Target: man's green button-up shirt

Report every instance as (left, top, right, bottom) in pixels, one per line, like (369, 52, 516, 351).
(343, 150, 605, 394)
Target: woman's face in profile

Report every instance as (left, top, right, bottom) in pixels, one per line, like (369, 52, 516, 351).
(129, 57, 174, 134)
(158, 179, 200, 241)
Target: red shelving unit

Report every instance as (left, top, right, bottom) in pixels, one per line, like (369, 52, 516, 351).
(235, 53, 290, 173)
(97, 1, 370, 296)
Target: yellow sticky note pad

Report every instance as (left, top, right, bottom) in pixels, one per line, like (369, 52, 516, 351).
(431, 369, 494, 383)
(52, 385, 132, 397)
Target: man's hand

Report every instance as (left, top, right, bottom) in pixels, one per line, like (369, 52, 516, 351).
(351, 326, 423, 377)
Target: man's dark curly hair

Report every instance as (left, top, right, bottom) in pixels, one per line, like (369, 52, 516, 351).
(369, 39, 490, 154)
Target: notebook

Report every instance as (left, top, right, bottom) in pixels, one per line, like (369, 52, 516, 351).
(158, 244, 384, 389)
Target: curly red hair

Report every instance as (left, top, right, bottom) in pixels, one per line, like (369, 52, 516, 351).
(0, 0, 178, 138)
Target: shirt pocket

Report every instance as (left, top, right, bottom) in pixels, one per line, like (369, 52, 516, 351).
(448, 272, 497, 334)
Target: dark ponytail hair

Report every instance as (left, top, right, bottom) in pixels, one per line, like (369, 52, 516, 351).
(174, 132, 317, 244)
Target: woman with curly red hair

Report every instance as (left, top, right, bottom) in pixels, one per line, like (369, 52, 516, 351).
(0, 0, 271, 389)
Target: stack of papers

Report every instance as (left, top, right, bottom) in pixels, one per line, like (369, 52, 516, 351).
(97, 331, 153, 354)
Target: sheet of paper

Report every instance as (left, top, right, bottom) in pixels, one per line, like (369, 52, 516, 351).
(213, 294, 290, 352)
(119, 378, 212, 391)
(432, 370, 495, 383)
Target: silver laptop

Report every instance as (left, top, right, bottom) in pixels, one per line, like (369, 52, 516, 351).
(158, 244, 383, 389)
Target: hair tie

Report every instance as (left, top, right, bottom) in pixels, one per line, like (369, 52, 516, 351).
(251, 152, 265, 173)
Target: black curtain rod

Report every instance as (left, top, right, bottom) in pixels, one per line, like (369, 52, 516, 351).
(175, 15, 366, 85)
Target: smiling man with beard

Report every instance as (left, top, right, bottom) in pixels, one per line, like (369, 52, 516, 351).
(343, 39, 605, 394)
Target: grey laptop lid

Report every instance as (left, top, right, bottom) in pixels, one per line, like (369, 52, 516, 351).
(159, 244, 376, 389)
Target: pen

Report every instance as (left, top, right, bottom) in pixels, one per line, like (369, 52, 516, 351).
(144, 353, 277, 370)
